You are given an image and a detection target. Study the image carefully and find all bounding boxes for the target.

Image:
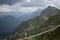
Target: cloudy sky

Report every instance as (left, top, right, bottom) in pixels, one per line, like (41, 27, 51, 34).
(0, 0, 60, 13)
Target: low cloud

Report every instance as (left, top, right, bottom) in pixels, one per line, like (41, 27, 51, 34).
(0, 0, 60, 13)
(0, 4, 38, 13)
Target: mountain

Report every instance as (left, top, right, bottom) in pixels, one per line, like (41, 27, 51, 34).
(1, 6, 60, 40)
(0, 15, 21, 36)
(11, 6, 60, 39)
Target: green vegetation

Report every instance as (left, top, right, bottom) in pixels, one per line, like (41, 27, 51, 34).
(6, 6, 60, 40)
(36, 25, 60, 40)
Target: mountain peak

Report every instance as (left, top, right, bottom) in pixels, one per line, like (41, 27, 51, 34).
(41, 6, 60, 17)
(46, 6, 57, 10)
(46, 6, 58, 10)
(47, 6, 53, 8)
(42, 6, 58, 13)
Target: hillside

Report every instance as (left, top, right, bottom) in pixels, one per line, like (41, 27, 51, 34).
(36, 25, 60, 40)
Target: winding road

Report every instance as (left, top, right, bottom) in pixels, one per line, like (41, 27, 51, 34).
(18, 25, 60, 40)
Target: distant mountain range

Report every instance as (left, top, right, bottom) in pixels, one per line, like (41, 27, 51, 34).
(0, 7, 42, 38)
(0, 15, 21, 35)
(9, 9, 42, 21)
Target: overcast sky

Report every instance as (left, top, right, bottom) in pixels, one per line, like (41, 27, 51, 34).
(0, 0, 60, 13)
